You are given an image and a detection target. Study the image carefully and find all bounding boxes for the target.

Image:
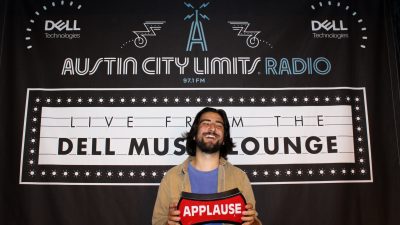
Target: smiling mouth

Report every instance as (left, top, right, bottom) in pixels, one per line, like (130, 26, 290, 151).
(203, 133, 218, 139)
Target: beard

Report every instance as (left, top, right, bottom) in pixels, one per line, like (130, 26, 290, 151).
(196, 137, 223, 154)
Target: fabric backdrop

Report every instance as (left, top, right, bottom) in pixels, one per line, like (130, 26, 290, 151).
(1, 0, 400, 224)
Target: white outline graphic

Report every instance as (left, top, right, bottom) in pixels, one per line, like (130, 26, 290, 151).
(228, 21, 273, 49)
(310, 0, 368, 48)
(121, 21, 166, 49)
(25, 0, 83, 50)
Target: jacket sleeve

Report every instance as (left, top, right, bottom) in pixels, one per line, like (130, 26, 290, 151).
(239, 171, 263, 225)
(152, 176, 169, 225)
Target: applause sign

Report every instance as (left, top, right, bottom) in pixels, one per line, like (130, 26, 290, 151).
(177, 188, 246, 225)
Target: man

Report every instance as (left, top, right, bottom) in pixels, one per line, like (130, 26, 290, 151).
(152, 107, 261, 225)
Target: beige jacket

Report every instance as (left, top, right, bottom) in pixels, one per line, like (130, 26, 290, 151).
(152, 157, 262, 225)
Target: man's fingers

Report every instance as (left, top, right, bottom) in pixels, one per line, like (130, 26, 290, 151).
(242, 222, 254, 225)
(241, 216, 255, 225)
(167, 215, 181, 223)
(167, 219, 180, 225)
(245, 203, 253, 209)
(169, 203, 180, 216)
(242, 203, 257, 225)
(242, 209, 256, 216)
(168, 202, 181, 224)
(169, 210, 180, 216)
(169, 202, 178, 209)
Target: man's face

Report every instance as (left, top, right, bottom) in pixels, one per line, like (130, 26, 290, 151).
(195, 112, 225, 154)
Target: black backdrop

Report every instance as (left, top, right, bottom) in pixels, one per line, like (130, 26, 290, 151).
(1, 0, 400, 224)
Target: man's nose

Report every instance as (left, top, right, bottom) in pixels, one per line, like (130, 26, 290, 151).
(208, 123, 216, 131)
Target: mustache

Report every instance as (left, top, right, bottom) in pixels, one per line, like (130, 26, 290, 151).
(202, 131, 218, 136)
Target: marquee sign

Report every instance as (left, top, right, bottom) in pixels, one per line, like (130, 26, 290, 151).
(20, 87, 372, 185)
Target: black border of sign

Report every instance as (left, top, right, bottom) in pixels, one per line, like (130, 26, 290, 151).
(19, 87, 373, 185)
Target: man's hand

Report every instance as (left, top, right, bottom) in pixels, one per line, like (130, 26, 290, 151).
(241, 203, 259, 225)
(166, 202, 181, 225)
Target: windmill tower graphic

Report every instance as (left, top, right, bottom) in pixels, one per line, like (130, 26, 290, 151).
(184, 2, 210, 51)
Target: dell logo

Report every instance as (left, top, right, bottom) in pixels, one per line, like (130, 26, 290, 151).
(311, 20, 348, 31)
(45, 20, 81, 31)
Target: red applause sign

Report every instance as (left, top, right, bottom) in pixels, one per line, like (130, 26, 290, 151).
(177, 188, 246, 225)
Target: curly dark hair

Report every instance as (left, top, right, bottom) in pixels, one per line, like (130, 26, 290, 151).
(185, 107, 235, 159)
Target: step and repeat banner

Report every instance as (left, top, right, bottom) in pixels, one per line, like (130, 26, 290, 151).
(1, 0, 400, 224)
